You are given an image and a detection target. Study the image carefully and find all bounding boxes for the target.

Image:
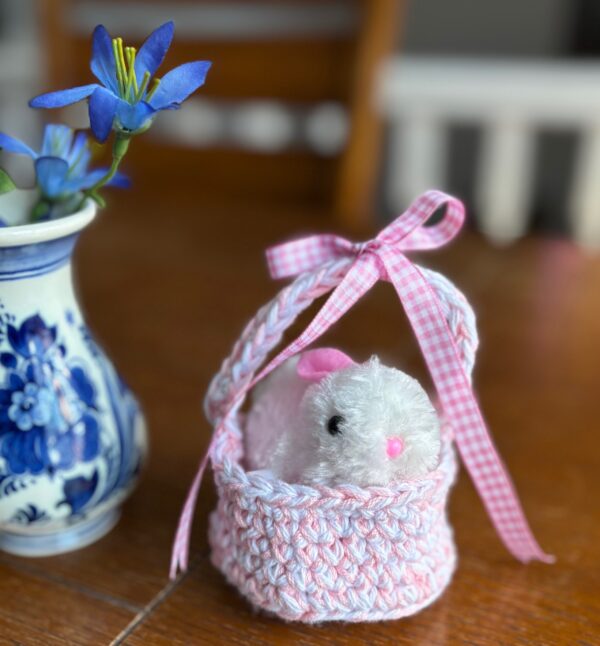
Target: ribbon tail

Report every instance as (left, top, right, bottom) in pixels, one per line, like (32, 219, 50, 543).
(380, 251, 553, 563)
(170, 449, 211, 579)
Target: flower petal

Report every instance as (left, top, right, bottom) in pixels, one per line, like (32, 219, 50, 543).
(90, 25, 119, 94)
(63, 168, 130, 192)
(106, 171, 131, 188)
(0, 132, 36, 158)
(89, 87, 119, 142)
(67, 131, 88, 162)
(65, 132, 91, 176)
(116, 99, 155, 132)
(29, 84, 98, 109)
(41, 124, 74, 158)
(135, 21, 174, 80)
(61, 173, 98, 192)
(148, 61, 211, 109)
(34, 156, 70, 198)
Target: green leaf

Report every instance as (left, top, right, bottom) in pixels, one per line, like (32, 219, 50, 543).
(90, 191, 106, 208)
(0, 169, 16, 195)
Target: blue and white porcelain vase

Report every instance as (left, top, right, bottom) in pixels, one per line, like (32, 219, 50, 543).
(0, 190, 147, 556)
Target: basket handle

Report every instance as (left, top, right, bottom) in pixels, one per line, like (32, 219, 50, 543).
(204, 257, 351, 426)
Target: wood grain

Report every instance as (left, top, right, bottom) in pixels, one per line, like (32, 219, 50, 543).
(1, 187, 599, 644)
(0, 561, 134, 645)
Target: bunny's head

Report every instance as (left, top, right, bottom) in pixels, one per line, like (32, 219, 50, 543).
(296, 349, 441, 487)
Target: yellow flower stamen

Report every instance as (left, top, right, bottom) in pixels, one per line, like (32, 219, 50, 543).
(112, 37, 147, 103)
(125, 46, 138, 98)
(146, 77, 161, 101)
(135, 70, 151, 102)
(112, 38, 125, 95)
(116, 38, 127, 89)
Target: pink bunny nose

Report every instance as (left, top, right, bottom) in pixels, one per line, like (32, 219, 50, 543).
(386, 437, 405, 459)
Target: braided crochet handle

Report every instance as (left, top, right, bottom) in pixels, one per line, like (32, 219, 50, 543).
(204, 257, 351, 427)
(204, 262, 477, 435)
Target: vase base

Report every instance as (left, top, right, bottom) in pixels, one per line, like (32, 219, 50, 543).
(0, 508, 121, 558)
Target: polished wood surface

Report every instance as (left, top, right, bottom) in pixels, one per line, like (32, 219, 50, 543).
(0, 187, 599, 645)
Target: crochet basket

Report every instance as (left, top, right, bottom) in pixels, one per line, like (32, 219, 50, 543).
(204, 257, 478, 623)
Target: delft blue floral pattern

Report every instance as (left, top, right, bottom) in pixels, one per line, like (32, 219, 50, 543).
(0, 307, 142, 524)
(58, 470, 99, 515)
(8, 382, 53, 431)
(11, 504, 49, 525)
(0, 312, 100, 476)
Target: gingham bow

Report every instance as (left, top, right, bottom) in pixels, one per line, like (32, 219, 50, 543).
(266, 195, 463, 281)
(171, 190, 552, 578)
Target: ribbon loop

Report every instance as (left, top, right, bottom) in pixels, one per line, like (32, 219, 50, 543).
(170, 190, 552, 579)
(376, 189, 465, 251)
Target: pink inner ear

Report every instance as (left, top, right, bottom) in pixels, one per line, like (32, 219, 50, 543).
(297, 348, 356, 382)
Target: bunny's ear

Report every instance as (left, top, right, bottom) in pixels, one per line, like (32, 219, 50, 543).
(297, 348, 356, 382)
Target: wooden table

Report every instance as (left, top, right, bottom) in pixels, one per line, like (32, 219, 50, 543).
(1, 188, 599, 645)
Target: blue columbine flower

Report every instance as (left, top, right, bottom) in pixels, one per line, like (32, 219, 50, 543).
(0, 124, 129, 201)
(29, 22, 212, 143)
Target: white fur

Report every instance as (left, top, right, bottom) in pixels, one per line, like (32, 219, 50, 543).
(247, 355, 441, 487)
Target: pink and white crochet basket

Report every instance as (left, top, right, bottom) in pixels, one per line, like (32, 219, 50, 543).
(171, 191, 552, 623)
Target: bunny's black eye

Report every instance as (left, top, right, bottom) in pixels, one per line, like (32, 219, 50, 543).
(327, 415, 344, 436)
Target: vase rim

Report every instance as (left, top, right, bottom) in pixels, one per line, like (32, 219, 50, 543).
(0, 189, 97, 248)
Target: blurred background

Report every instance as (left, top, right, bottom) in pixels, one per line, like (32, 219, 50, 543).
(2, 0, 600, 245)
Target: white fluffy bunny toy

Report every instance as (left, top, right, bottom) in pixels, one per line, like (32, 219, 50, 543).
(245, 348, 441, 488)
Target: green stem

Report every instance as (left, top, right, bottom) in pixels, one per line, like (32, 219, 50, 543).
(30, 197, 50, 222)
(79, 133, 131, 209)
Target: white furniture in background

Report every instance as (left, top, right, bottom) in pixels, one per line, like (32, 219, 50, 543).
(377, 57, 600, 247)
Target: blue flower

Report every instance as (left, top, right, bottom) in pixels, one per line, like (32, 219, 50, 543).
(0, 124, 129, 200)
(8, 382, 53, 431)
(29, 22, 211, 142)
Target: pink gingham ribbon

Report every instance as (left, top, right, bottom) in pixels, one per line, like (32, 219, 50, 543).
(170, 190, 552, 577)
